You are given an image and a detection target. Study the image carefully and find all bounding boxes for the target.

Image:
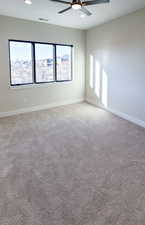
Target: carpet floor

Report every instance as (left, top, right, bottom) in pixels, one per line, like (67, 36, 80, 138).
(0, 103, 145, 225)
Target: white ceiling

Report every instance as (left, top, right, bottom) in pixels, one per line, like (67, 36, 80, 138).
(0, 0, 145, 29)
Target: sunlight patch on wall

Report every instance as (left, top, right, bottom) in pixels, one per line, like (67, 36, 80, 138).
(89, 55, 108, 107)
(102, 69, 108, 107)
(89, 55, 94, 88)
(94, 60, 101, 98)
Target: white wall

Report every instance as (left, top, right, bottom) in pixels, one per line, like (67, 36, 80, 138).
(86, 8, 145, 126)
(0, 15, 85, 114)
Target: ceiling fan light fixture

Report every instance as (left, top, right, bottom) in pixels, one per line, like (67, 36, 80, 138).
(72, 3, 81, 10)
(24, 0, 32, 5)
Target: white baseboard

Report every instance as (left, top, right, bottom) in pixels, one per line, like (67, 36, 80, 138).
(85, 98, 145, 129)
(0, 98, 84, 118)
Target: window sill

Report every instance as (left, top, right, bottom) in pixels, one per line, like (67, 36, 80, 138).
(9, 80, 72, 90)
(9, 82, 55, 90)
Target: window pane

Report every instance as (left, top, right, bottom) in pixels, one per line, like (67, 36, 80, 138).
(10, 41, 33, 85)
(56, 45, 72, 81)
(35, 44, 54, 82)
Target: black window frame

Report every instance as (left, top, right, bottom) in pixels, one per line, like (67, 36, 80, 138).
(34, 42, 55, 84)
(8, 39, 73, 86)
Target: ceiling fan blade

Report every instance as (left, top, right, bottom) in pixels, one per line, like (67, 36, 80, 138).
(82, 0, 109, 6)
(58, 6, 72, 13)
(50, 0, 71, 4)
(80, 6, 92, 16)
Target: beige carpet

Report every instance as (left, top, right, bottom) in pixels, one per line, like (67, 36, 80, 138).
(0, 103, 145, 225)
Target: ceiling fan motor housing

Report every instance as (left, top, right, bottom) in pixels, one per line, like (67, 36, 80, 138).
(72, 0, 82, 6)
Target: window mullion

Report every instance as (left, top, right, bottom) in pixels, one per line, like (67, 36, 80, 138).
(32, 42, 36, 84)
(54, 45, 57, 81)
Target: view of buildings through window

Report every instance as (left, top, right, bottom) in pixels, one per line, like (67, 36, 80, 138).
(10, 42, 33, 85)
(35, 43, 54, 83)
(9, 41, 72, 85)
(56, 45, 72, 81)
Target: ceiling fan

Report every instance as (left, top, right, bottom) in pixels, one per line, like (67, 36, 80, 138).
(50, 0, 110, 16)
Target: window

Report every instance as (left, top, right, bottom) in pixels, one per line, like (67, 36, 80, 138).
(9, 41, 33, 85)
(56, 45, 72, 81)
(35, 43, 54, 83)
(9, 40, 73, 86)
